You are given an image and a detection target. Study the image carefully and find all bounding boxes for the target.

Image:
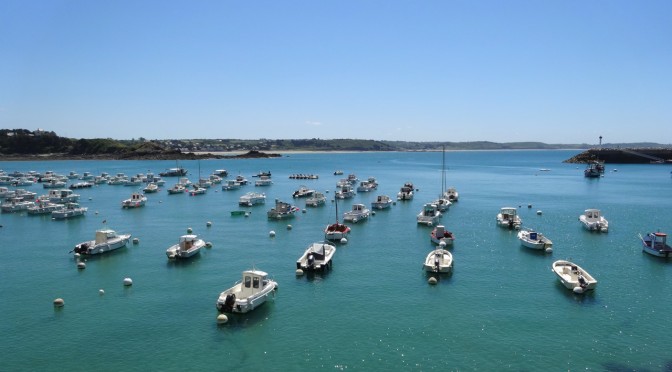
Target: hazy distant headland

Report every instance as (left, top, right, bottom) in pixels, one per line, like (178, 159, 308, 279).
(1, 129, 670, 163)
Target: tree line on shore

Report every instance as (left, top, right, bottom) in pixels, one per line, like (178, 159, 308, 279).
(1, 128, 668, 160)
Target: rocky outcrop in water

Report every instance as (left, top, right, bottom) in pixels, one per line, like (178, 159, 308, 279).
(564, 148, 672, 164)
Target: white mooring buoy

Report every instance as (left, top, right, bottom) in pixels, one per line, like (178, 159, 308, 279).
(187, 227, 193, 234)
(340, 237, 348, 244)
(216, 314, 228, 324)
(53, 298, 65, 307)
(287, 224, 293, 230)
(77, 261, 86, 269)
(269, 231, 276, 237)
(428, 277, 438, 285)
(295, 269, 304, 276)
(99, 289, 105, 295)
(123, 277, 133, 286)
(206, 221, 212, 227)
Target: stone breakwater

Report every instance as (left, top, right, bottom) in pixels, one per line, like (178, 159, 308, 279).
(564, 148, 672, 164)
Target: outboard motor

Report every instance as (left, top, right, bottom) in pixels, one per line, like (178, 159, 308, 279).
(307, 254, 315, 268)
(222, 293, 236, 312)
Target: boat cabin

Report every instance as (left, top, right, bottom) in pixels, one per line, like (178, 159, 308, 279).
(95, 229, 117, 244)
(584, 209, 601, 219)
(179, 234, 199, 250)
(239, 270, 269, 297)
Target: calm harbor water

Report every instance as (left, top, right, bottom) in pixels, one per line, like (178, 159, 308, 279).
(1, 150, 672, 371)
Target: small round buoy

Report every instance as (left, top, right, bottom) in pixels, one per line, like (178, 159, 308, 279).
(159, 200, 163, 203)
(244, 212, 250, 217)
(340, 237, 348, 244)
(123, 277, 133, 286)
(269, 230, 276, 237)
(353, 219, 357, 223)
(74, 253, 81, 258)
(428, 277, 438, 285)
(205, 242, 213, 248)
(133, 238, 139, 244)
(439, 241, 447, 248)
(427, 222, 432, 227)
(187, 227, 193, 234)
(77, 261, 86, 269)
(217, 314, 228, 324)
(287, 224, 292, 230)
(302, 209, 306, 213)
(296, 269, 304, 276)
(95, 211, 99, 215)
(325, 190, 329, 193)
(99, 289, 105, 295)
(573, 287, 584, 294)
(371, 211, 376, 216)
(206, 221, 212, 227)
(545, 247, 553, 253)
(528, 204, 532, 208)
(53, 298, 65, 307)
(89, 197, 93, 201)
(537, 210, 542, 215)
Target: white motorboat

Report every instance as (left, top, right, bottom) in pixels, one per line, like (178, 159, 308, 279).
(305, 191, 326, 207)
(234, 175, 248, 185)
(143, 182, 159, 193)
(166, 234, 206, 259)
(159, 167, 187, 177)
(1, 197, 34, 213)
(42, 179, 66, 189)
(123, 176, 143, 187)
(356, 180, 377, 192)
(296, 242, 336, 272)
(579, 209, 608, 232)
(188, 185, 207, 196)
(27, 199, 63, 215)
(213, 169, 228, 177)
(517, 229, 553, 252)
(292, 185, 315, 198)
(432, 197, 452, 212)
(430, 225, 455, 246)
(52, 202, 87, 219)
(343, 203, 370, 223)
(267, 199, 300, 219)
(371, 195, 392, 210)
(417, 203, 441, 226)
(239, 192, 266, 207)
(167, 183, 186, 194)
(397, 182, 414, 200)
(639, 232, 672, 258)
(496, 207, 522, 230)
(72, 229, 131, 256)
(335, 184, 355, 199)
(48, 189, 80, 203)
(423, 249, 453, 273)
(255, 176, 273, 186)
(551, 260, 598, 294)
(122, 192, 147, 208)
(216, 269, 278, 314)
(221, 180, 241, 191)
(444, 187, 459, 202)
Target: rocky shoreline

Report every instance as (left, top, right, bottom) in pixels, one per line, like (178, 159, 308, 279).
(0, 150, 283, 161)
(564, 148, 672, 164)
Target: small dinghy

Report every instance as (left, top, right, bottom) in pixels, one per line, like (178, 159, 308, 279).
(551, 260, 597, 294)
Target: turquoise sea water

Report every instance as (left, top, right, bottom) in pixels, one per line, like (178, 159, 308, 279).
(1, 150, 672, 371)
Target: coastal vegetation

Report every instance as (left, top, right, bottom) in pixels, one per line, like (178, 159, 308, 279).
(1, 128, 670, 162)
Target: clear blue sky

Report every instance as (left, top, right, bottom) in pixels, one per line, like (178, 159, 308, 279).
(1, 1, 670, 144)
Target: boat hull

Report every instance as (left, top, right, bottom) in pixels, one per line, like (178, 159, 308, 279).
(74, 235, 131, 255)
(551, 260, 597, 293)
(423, 249, 453, 273)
